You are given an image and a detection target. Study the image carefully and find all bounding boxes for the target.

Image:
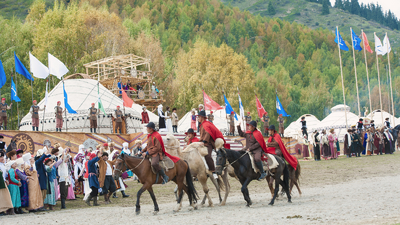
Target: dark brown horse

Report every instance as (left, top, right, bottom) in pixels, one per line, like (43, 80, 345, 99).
(113, 154, 198, 215)
(266, 160, 302, 197)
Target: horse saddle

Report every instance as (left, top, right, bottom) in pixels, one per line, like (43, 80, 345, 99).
(149, 156, 175, 174)
(249, 152, 279, 174)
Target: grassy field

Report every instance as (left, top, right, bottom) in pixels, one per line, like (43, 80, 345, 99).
(224, 0, 400, 49)
(60, 152, 400, 210)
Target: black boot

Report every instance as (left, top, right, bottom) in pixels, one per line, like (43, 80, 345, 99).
(61, 198, 66, 209)
(121, 191, 129, 198)
(36, 127, 38, 131)
(56, 128, 58, 132)
(255, 161, 267, 181)
(94, 128, 96, 133)
(15, 208, 21, 214)
(85, 196, 93, 206)
(93, 196, 100, 206)
(90, 128, 93, 133)
(159, 169, 169, 184)
(32, 126, 35, 131)
(4, 126, 6, 130)
(112, 192, 118, 198)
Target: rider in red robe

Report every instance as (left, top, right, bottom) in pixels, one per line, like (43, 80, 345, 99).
(265, 125, 298, 170)
(185, 128, 199, 145)
(237, 120, 267, 180)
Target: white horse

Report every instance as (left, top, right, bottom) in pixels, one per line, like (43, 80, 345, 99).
(164, 134, 235, 206)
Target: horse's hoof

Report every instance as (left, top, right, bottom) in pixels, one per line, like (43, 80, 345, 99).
(220, 202, 226, 206)
(268, 202, 274, 206)
(136, 211, 140, 215)
(288, 200, 292, 203)
(153, 211, 159, 215)
(248, 200, 252, 206)
(208, 203, 214, 207)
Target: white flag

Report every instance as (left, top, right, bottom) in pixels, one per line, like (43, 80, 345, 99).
(383, 34, 391, 54)
(374, 34, 387, 56)
(45, 81, 49, 106)
(48, 53, 69, 79)
(29, 52, 49, 79)
(238, 93, 244, 120)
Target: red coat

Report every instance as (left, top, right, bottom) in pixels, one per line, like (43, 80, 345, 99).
(141, 111, 149, 124)
(187, 136, 199, 145)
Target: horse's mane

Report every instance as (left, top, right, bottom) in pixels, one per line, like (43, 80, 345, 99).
(224, 148, 246, 158)
(121, 154, 144, 160)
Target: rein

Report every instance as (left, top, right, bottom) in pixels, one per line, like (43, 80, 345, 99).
(115, 156, 145, 173)
(217, 148, 249, 169)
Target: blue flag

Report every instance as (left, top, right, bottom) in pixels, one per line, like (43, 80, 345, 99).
(11, 77, 21, 102)
(0, 60, 6, 89)
(224, 94, 238, 120)
(63, 82, 77, 114)
(334, 28, 349, 51)
(351, 29, 362, 51)
(14, 52, 34, 81)
(276, 95, 290, 117)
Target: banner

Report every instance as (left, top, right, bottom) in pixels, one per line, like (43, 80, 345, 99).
(256, 95, 266, 119)
(224, 94, 238, 120)
(11, 77, 21, 102)
(203, 90, 223, 110)
(276, 94, 290, 117)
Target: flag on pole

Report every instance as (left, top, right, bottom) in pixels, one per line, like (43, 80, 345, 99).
(11, 77, 21, 102)
(224, 94, 238, 120)
(335, 28, 349, 51)
(374, 34, 386, 55)
(45, 81, 49, 106)
(238, 93, 244, 120)
(0, 60, 6, 89)
(276, 94, 290, 117)
(255, 95, 266, 119)
(97, 81, 106, 114)
(362, 32, 373, 54)
(29, 52, 49, 79)
(203, 90, 223, 110)
(121, 87, 134, 108)
(383, 33, 391, 54)
(351, 29, 362, 51)
(63, 82, 77, 114)
(14, 52, 34, 81)
(48, 53, 69, 79)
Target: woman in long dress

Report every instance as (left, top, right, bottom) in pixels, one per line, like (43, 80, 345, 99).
(24, 157, 43, 212)
(165, 106, 173, 133)
(328, 129, 337, 159)
(43, 158, 62, 210)
(191, 110, 197, 130)
(158, 104, 168, 132)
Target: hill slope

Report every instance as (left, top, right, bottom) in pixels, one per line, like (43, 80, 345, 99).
(225, 0, 400, 49)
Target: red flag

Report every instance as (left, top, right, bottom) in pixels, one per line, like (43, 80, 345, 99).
(256, 95, 267, 119)
(121, 88, 134, 108)
(203, 90, 223, 110)
(362, 31, 373, 54)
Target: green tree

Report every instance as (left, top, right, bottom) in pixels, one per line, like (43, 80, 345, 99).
(322, 0, 330, 15)
(267, 1, 276, 15)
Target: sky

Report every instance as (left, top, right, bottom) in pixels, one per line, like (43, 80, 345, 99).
(329, 0, 400, 19)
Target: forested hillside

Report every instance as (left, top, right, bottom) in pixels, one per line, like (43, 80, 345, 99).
(0, 0, 399, 130)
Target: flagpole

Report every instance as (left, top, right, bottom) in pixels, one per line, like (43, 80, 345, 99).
(30, 79, 33, 105)
(222, 89, 229, 133)
(374, 32, 384, 125)
(337, 26, 348, 129)
(63, 79, 68, 132)
(361, 30, 373, 118)
(385, 32, 395, 126)
(237, 87, 244, 129)
(10, 75, 13, 130)
(15, 73, 20, 129)
(350, 28, 361, 117)
(42, 81, 47, 131)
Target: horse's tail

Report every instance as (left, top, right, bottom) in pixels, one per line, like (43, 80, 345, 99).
(184, 161, 199, 204)
(295, 161, 301, 187)
(283, 162, 290, 191)
(216, 175, 226, 192)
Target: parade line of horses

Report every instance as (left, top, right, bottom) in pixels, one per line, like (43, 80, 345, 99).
(113, 134, 301, 215)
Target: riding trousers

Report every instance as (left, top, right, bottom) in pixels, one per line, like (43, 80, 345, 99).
(151, 154, 162, 172)
(205, 145, 216, 171)
(251, 149, 262, 163)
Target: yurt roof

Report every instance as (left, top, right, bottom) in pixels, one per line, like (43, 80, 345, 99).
(284, 114, 321, 139)
(366, 110, 400, 127)
(177, 109, 235, 133)
(20, 79, 158, 126)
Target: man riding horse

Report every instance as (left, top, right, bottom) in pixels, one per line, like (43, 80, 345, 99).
(237, 120, 267, 180)
(141, 122, 169, 184)
(266, 125, 298, 170)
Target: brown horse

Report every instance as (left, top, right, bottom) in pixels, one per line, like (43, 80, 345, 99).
(267, 160, 302, 197)
(113, 154, 198, 215)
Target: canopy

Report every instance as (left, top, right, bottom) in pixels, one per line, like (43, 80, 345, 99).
(284, 114, 321, 139)
(20, 79, 158, 133)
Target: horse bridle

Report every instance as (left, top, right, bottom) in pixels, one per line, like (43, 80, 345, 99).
(114, 155, 145, 174)
(216, 148, 249, 170)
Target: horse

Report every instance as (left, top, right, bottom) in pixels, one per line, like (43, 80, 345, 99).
(215, 146, 291, 206)
(391, 125, 400, 150)
(113, 154, 198, 215)
(163, 134, 235, 206)
(266, 161, 302, 198)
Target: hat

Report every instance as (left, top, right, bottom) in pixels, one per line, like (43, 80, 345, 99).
(185, 128, 196, 135)
(117, 106, 120, 108)
(33, 100, 37, 103)
(103, 143, 108, 147)
(198, 110, 206, 118)
(36, 149, 44, 157)
(135, 140, 142, 144)
(247, 112, 250, 114)
(198, 104, 204, 108)
(5, 160, 16, 170)
(330, 128, 335, 133)
(16, 149, 23, 154)
(57, 101, 61, 104)
(210, 111, 213, 114)
(109, 142, 115, 147)
(279, 114, 282, 116)
(249, 120, 257, 128)
(15, 157, 24, 166)
(123, 142, 129, 148)
(1, 98, 5, 101)
(268, 125, 276, 131)
(22, 153, 31, 162)
(146, 122, 156, 130)
(230, 111, 234, 114)
(264, 112, 267, 115)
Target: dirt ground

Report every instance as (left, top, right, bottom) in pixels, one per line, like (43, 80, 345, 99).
(2, 153, 400, 225)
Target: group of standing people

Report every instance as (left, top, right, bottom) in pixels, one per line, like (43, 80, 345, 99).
(158, 105, 179, 133)
(310, 128, 339, 161)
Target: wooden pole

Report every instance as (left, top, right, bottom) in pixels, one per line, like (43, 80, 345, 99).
(385, 32, 395, 126)
(350, 28, 361, 118)
(361, 30, 372, 118)
(30, 78, 34, 106)
(374, 32, 384, 125)
(337, 26, 348, 129)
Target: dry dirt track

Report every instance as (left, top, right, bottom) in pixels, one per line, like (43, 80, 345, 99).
(2, 154, 400, 225)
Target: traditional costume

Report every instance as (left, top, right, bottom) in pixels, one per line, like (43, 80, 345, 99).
(278, 115, 284, 137)
(207, 111, 214, 124)
(185, 128, 199, 145)
(54, 102, 64, 132)
(7, 162, 21, 211)
(86, 153, 100, 206)
(0, 99, 11, 130)
(141, 107, 149, 124)
(23, 154, 43, 211)
(98, 153, 117, 203)
(311, 131, 320, 161)
(374, 130, 382, 155)
(158, 105, 167, 132)
(172, 109, 178, 133)
(165, 108, 173, 133)
(366, 131, 375, 155)
(300, 117, 307, 139)
(35, 150, 50, 202)
(0, 162, 13, 214)
(344, 130, 352, 157)
(88, 104, 98, 133)
(244, 113, 251, 131)
(114, 106, 124, 134)
(191, 111, 197, 130)
(44, 158, 62, 207)
(320, 131, 330, 159)
(30, 100, 44, 131)
(351, 131, 363, 157)
(262, 113, 269, 137)
(328, 129, 337, 159)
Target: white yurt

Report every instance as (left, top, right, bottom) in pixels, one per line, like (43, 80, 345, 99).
(178, 108, 238, 134)
(366, 110, 400, 128)
(319, 104, 359, 141)
(19, 79, 158, 133)
(284, 114, 321, 139)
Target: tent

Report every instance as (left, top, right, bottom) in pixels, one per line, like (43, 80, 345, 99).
(366, 110, 400, 128)
(284, 114, 321, 139)
(319, 104, 359, 141)
(19, 79, 158, 133)
(177, 108, 239, 134)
